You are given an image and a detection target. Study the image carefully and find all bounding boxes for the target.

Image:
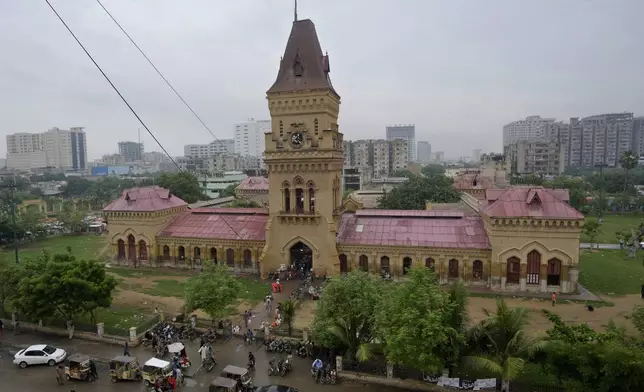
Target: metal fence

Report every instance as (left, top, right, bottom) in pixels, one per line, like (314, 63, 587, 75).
(342, 359, 387, 376)
(392, 364, 424, 381)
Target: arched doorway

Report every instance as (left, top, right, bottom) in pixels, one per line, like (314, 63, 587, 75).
(380, 256, 390, 276)
(547, 258, 562, 286)
(226, 248, 235, 267)
(243, 249, 252, 269)
(290, 241, 312, 272)
(138, 240, 147, 260)
(425, 258, 435, 272)
(194, 247, 201, 261)
(127, 235, 136, 260)
(448, 259, 459, 278)
(210, 247, 217, 263)
(339, 254, 348, 274)
(178, 246, 185, 260)
(402, 257, 412, 275)
(472, 260, 483, 281)
(162, 245, 170, 260)
(359, 255, 368, 272)
(117, 239, 125, 260)
(527, 250, 541, 285)
(507, 257, 520, 284)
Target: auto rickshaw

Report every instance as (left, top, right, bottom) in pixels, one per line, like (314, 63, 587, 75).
(141, 357, 172, 387)
(64, 354, 95, 382)
(209, 376, 238, 392)
(109, 355, 141, 382)
(220, 365, 252, 389)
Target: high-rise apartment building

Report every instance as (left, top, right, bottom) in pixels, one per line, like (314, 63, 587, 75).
(6, 127, 87, 171)
(343, 139, 408, 178)
(434, 151, 445, 163)
(472, 149, 482, 163)
(503, 116, 556, 146)
(234, 119, 270, 158)
(417, 141, 431, 163)
(504, 141, 563, 175)
(184, 139, 235, 158)
(386, 124, 416, 162)
(118, 141, 144, 162)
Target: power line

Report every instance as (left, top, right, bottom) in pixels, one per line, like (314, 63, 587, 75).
(94, 0, 237, 161)
(44, 0, 247, 243)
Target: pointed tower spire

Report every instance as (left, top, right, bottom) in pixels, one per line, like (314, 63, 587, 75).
(294, 0, 298, 22)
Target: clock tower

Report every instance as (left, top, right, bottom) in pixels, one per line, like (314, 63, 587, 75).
(260, 18, 344, 277)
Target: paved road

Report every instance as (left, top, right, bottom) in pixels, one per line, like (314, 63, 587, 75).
(580, 243, 621, 250)
(0, 333, 396, 392)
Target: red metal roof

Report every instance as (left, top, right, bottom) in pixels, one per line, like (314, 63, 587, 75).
(355, 209, 464, 218)
(103, 186, 187, 212)
(236, 177, 269, 192)
(337, 213, 489, 249)
(481, 187, 583, 219)
(158, 209, 268, 241)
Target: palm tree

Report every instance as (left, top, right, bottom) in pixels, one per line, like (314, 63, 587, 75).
(463, 300, 545, 392)
(327, 319, 381, 362)
(281, 299, 296, 337)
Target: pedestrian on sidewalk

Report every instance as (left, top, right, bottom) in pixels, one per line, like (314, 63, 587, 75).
(56, 364, 65, 385)
(13, 319, 20, 335)
(0, 318, 4, 337)
(551, 292, 557, 307)
(124, 341, 130, 356)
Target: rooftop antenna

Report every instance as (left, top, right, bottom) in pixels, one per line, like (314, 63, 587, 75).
(294, 0, 297, 22)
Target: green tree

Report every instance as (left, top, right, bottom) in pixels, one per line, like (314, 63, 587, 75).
(377, 175, 460, 209)
(15, 255, 117, 323)
(582, 219, 601, 248)
(421, 164, 445, 176)
(230, 199, 262, 208)
(281, 299, 296, 337)
(219, 184, 237, 198)
(62, 177, 93, 197)
(391, 169, 414, 178)
(183, 264, 242, 320)
(374, 266, 464, 374)
(0, 259, 22, 312)
(312, 270, 383, 360)
(463, 300, 544, 391)
(631, 307, 644, 336)
(157, 172, 205, 203)
(620, 150, 638, 192)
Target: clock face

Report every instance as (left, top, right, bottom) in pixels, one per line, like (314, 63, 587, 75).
(291, 132, 304, 147)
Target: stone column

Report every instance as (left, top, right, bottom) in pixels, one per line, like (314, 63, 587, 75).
(97, 322, 104, 338)
(500, 262, 507, 290)
(539, 263, 548, 292)
(439, 258, 447, 284)
(336, 356, 343, 372)
(303, 329, 309, 342)
(129, 327, 137, 343)
(462, 257, 470, 283)
(519, 263, 527, 291)
(386, 363, 394, 379)
(371, 253, 378, 274)
(236, 247, 243, 272)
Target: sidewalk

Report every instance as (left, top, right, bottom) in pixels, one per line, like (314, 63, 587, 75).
(242, 279, 299, 331)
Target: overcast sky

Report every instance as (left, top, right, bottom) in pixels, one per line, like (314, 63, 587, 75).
(1, 0, 643, 160)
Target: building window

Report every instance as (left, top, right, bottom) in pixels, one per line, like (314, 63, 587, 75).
(425, 258, 435, 272)
(472, 260, 483, 281)
(307, 181, 316, 212)
(507, 257, 520, 284)
(359, 255, 369, 271)
(547, 258, 562, 286)
(279, 121, 283, 137)
(295, 188, 304, 213)
(380, 256, 390, 277)
(402, 257, 412, 275)
(314, 118, 319, 135)
(448, 259, 459, 278)
(284, 187, 291, 212)
(527, 250, 541, 285)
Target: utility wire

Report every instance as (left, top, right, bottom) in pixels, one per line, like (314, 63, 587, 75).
(44, 0, 179, 170)
(94, 0, 237, 161)
(44, 0, 247, 242)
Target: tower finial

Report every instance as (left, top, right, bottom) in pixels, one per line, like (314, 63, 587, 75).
(294, 0, 298, 22)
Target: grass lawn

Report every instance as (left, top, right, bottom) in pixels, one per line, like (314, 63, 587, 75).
(581, 214, 644, 243)
(579, 249, 644, 295)
(0, 234, 109, 263)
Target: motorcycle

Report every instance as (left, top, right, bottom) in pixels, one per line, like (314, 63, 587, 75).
(268, 357, 279, 376)
(297, 341, 312, 357)
(279, 354, 293, 377)
(247, 360, 255, 372)
(202, 356, 216, 373)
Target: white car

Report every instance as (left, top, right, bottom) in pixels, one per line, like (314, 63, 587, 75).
(13, 344, 67, 368)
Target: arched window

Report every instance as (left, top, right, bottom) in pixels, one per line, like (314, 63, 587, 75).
(507, 257, 520, 284)
(527, 250, 541, 285)
(473, 260, 483, 281)
(339, 254, 348, 273)
(425, 258, 435, 272)
(402, 257, 412, 275)
(117, 239, 125, 260)
(178, 246, 185, 260)
(127, 234, 136, 260)
(283, 184, 291, 212)
(210, 247, 217, 262)
(547, 258, 562, 286)
(380, 256, 390, 276)
(359, 255, 369, 272)
(307, 181, 316, 212)
(138, 240, 147, 260)
(226, 248, 235, 267)
(243, 249, 252, 267)
(162, 245, 170, 260)
(448, 259, 459, 278)
(194, 247, 201, 260)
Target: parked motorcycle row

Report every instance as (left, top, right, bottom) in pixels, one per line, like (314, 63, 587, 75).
(263, 338, 313, 357)
(268, 354, 293, 377)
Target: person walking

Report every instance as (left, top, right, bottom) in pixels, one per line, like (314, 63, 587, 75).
(89, 359, 98, 380)
(0, 318, 4, 337)
(551, 292, 557, 307)
(56, 364, 65, 385)
(123, 341, 130, 356)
